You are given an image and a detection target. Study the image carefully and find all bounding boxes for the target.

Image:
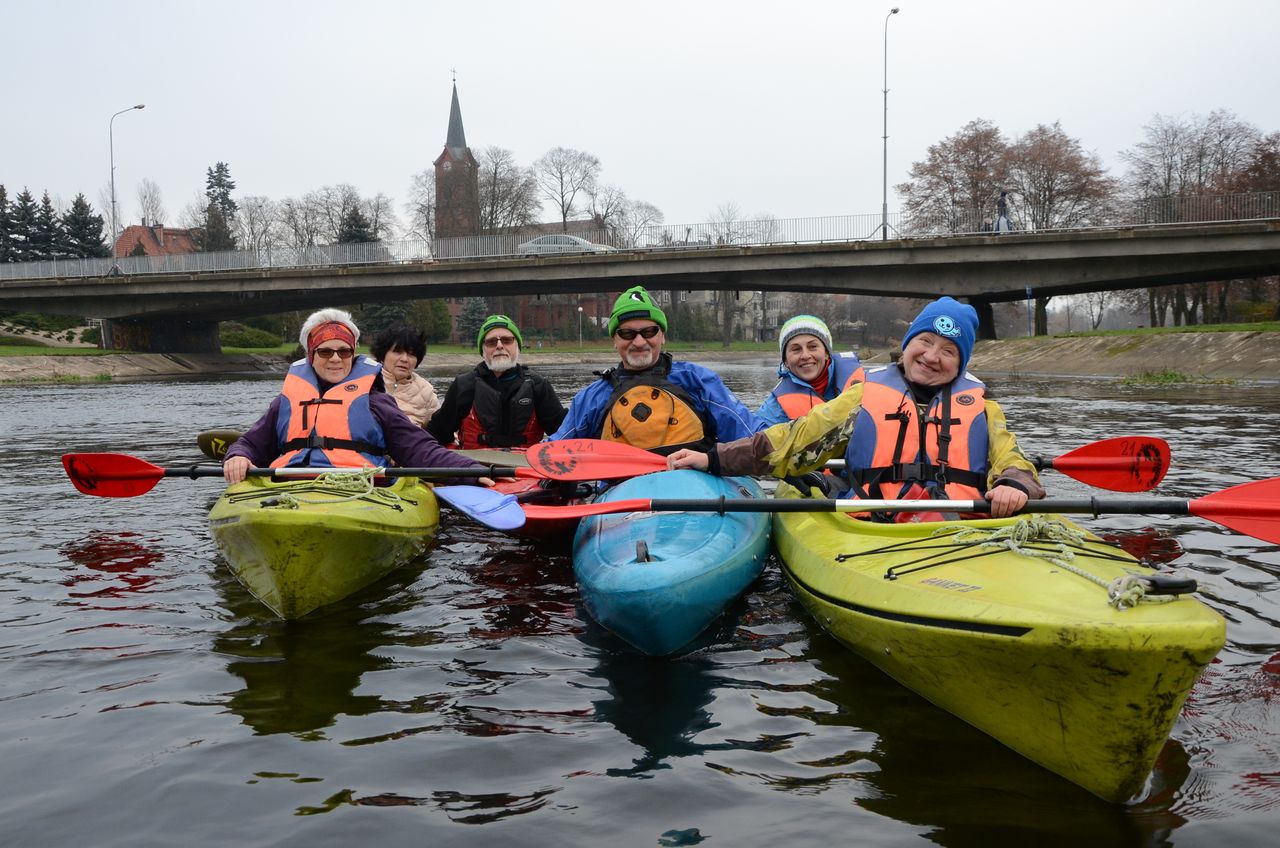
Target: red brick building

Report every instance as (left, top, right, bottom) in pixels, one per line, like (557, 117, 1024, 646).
(113, 223, 198, 258)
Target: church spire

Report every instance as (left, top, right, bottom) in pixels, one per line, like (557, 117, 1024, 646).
(446, 81, 467, 152)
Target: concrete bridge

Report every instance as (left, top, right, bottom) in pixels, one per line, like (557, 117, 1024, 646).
(4, 220, 1278, 351)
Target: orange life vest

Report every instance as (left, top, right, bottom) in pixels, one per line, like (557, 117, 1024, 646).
(271, 356, 388, 469)
(843, 366, 988, 501)
(771, 352, 864, 420)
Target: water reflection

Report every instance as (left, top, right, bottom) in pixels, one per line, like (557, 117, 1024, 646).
(59, 531, 166, 599)
(212, 558, 432, 736)
(800, 628, 1189, 845)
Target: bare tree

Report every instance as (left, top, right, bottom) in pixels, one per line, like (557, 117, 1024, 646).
(616, 200, 664, 247)
(1004, 123, 1116, 230)
(307, 184, 363, 242)
(404, 169, 435, 242)
(136, 178, 166, 226)
(1083, 290, 1111, 330)
(277, 196, 325, 248)
(1122, 109, 1261, 201)
(477, 146, 540, 231)
(707, 202, 745, 244)
(363, 192, 399, 240)
(532, 147, 600, 229)
(587, 183, 629, 237)
(236, 195, 280, 252)
(896, 118, 1009, 233)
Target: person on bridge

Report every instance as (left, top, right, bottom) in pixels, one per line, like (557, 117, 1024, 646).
(426, 314, 566, 450)
(547, 285, 765, 455)
(371, 322, 441, 428)
(221, 308, 488, 486)
(666, 296, 1044, 519)
(757, 314, 864, 426)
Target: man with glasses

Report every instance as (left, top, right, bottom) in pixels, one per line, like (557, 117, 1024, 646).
(547, 286, 764, 455)
(222, 308, 487, 485)
(427, 314, 566, 449)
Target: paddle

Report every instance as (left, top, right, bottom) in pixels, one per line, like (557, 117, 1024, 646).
(194, 433, 674, 480)
(518, 475, 1280, 545)
(518, 436, 1171, 492)
(434, 486, 526, 531)
(61, 453, 523, 499)
(820, 435, 1170, 492)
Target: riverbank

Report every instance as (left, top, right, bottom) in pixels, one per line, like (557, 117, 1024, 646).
(3, 331, 1279, 383)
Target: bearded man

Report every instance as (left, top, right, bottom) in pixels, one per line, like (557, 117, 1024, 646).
(426, 315, 566, 449)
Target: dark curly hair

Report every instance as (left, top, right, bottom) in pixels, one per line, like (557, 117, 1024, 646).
(371, 322, 426, 364)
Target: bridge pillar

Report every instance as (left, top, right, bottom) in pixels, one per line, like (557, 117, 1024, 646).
(970, 299, 998, 340)
(102, 318, 222, 353)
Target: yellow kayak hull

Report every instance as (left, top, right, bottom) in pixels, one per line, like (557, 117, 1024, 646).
(209, 476, 439, 619)
(772, 482, 1225, 802)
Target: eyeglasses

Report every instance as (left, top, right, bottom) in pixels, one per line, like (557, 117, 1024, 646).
(314, 347, 354, 360)
(483, 335, 518, 348)
(615, 325, 661, 341)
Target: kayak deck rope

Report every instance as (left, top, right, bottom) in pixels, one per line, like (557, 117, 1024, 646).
(260, 466, 394, 508)
(840, 516, 1178, 610)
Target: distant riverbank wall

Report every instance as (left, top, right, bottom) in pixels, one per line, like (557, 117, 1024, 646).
(3, 331, 1279, 383)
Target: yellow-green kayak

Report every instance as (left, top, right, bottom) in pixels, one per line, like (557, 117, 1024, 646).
(209, 475, 440, 618)
(772, 481, 1225, 802)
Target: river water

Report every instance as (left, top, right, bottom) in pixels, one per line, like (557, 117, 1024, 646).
(1, 360, 1278, 847)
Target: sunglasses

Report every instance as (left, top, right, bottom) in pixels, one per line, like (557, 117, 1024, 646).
(313, 347, 355, 360)
(615, 325, 661, 341)
(483, 334, 518, 349)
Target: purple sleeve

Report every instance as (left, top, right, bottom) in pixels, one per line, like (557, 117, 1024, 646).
(372, 394, 486, 473)
(223, 397, 283, 467)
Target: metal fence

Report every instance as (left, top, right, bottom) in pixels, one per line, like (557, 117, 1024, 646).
(2, 191, 1277, 283)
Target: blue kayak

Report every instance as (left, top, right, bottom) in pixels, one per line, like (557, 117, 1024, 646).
(572, 469, 771, 655)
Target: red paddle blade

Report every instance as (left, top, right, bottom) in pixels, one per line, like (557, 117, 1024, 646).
(526, 439, 668, 481)
(1189, 476, 1280, 544)
(1048, 436, 1170, 492)
(523, 498, 653, 520)
(62, 453, 165, 498)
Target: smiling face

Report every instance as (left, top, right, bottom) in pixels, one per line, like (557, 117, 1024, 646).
(311, 342, 356, 383)
(612, 319, 665, 370)
(901, 332, 961, 386)
(383, 345, 418, 382)
(783, 334, 830, 383)
(481, 328, 520, 373)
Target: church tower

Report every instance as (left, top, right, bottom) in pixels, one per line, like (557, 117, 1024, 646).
(433, 81, 481, 239)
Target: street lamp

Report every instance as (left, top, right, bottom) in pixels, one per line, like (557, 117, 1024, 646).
(879, 7, 899, 241)
(109, 104, 145, 252)
(577, 306, 584, 348)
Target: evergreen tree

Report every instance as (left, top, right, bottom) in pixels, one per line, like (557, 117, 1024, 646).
(205, 162, 238, 222)
(7, 188, 39, 262)
(335, 206, 375, 243)
(31, 192, 65, 260)
(426, 299, 453, 343)
(356, 303, 412, 339)
(457, 297, 489, 344)
(129, 241, 148, 256)
(0, 184, 11, 262)
(60, 194, 110, 258)
(197, 203, 238, 251)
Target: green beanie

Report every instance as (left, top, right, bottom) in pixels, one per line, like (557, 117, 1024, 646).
(476, 314, 524, 352)
(607, 285, 668, 336)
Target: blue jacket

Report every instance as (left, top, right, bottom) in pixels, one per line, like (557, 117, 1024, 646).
(756, 351, 864, 426)
(548, 356, 766, 444)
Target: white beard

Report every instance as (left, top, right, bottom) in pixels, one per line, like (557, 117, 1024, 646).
(486, 351, 519, 374)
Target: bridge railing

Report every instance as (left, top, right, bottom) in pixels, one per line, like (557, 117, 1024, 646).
(2, 191, 1276, 282)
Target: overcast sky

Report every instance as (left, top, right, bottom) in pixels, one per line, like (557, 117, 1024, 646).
(5, 0, 1278, 233)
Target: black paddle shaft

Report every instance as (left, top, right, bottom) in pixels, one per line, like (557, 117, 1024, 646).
(637, 497, 1194, 516)
(162, 465, 518, 480)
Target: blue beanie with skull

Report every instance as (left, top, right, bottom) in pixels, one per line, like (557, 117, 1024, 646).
(901, 296, 979, 376)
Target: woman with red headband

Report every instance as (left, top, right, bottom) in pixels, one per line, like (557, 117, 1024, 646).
(222, 308, 486, 485)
